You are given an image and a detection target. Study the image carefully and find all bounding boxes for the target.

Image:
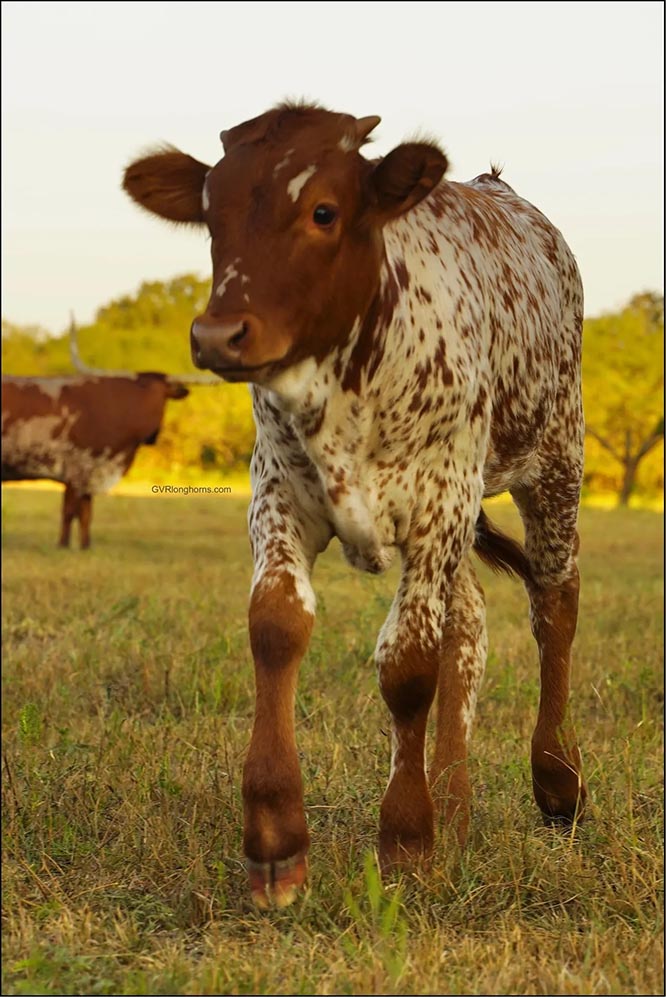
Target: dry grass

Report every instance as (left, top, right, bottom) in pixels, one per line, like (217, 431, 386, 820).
(2, 489, 663, 995)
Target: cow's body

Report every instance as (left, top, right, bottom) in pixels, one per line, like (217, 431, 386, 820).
(2, 373, 188, 547)
(124, 103, 587, 908)
(250, 172, 582, 579)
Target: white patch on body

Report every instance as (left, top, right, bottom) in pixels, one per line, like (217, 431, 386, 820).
(2, 413, 72, 480)
(202, 182, 210, 212)
(3, 377, 93, 402)
(287, 165, 316, 203)
(87, 452, 129, 493)
(290, 568, 316, 616)
(250, 554, 316, 618)
(2, 410, 129, 495)
(267, 357, 319, 409)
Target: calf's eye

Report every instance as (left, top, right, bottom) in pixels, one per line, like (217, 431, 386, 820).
(312, 204, 338, 227)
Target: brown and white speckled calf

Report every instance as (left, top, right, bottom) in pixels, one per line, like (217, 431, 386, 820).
(124, 102, 587, 907)
(2, 374, 189, 547)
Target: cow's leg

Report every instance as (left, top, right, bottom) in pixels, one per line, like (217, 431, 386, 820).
(377, 612, 438, 872)
(376, 505, 478, 873)
(512, 470, 587, 824)
(58, 484, 78, 548)
(429, 556, 487, 848)
(242, 499, 320, 908)
(78, 494, 93, 549)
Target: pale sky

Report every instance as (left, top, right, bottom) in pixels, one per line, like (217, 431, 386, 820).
(2, 1, 663, 334)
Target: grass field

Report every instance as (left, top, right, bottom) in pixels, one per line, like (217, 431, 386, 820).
(2, 488, 663, 996)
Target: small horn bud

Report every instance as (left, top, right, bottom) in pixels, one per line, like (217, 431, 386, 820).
(355, 115, 381, 142)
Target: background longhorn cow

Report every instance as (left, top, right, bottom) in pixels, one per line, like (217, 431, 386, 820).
(1, 323, 195, 548)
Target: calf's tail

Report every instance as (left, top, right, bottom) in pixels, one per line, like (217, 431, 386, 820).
(473, 508, 533, 585)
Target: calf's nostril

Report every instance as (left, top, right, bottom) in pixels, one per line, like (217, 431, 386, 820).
(229, 321, 249, 350)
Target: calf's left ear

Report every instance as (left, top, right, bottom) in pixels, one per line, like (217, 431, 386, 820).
(368, 142, 448, 220)
(123, 147, 210, 224)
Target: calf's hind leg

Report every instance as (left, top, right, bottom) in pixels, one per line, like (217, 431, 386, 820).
(512, 478, 587, 824)
(58, 484, 79, 548)
(79, 494, 93, 549)
(429, 556, 487, 847)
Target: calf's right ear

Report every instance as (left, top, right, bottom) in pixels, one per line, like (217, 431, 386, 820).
(122, 147, 210, 224)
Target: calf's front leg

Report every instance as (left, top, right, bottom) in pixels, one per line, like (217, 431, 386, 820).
(376, 478, 480, 873)
(58, 483, 79, 548)
(375, 547, 453, 873)
(243, 568, 314, 908)
(377, 626, 439, 872)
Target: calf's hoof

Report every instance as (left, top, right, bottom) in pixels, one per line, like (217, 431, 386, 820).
(378, 831, 433, 877)
(532, 762, 587, 826)
(246, 851, 308, 909)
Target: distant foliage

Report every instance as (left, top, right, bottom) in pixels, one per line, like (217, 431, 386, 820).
(136, 383, 256, 478)
(582, 292, 664, 504)
(2, 320, 72, 374)
(2, 280, 664, 500)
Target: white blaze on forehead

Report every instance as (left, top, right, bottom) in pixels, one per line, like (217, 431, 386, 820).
(215, 257, 242, 299)
(287, 165, 317, 203)
(273, 148, 295, 176)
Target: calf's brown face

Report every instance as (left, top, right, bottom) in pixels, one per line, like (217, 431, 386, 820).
(123, 105, 447, 385)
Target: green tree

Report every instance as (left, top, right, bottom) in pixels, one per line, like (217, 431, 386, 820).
(582, 292, 664, 505)
(2, 275, 213, 376)
(2, 319, 71, 374)
(75, 274, 212, 374)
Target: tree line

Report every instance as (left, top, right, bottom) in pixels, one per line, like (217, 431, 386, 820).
(2, 277, 663, 505)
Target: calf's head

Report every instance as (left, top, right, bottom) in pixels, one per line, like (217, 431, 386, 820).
(123, 104, 448, 386)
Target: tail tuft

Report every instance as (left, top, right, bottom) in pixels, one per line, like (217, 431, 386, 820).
(473, 508, 533, 584)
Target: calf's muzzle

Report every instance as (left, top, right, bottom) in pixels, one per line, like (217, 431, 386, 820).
(190, 313, 260, 372)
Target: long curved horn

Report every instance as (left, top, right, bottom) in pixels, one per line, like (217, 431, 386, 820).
(69, 313, 220, 385)
(166, 371, 226, 385)
(69, 313, 134, 377)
